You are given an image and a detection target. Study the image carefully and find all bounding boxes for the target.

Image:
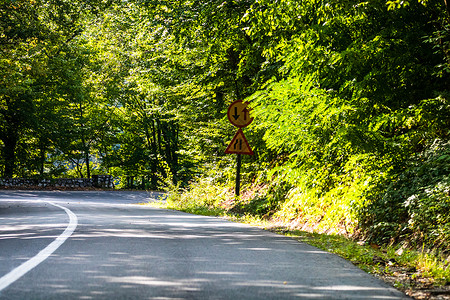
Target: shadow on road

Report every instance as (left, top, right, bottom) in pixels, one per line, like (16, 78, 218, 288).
(0, 191, 407, 299)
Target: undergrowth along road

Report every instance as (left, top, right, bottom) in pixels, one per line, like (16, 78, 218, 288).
(153, 200, 450, 300)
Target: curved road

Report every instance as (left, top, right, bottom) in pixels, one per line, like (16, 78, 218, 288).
(0, 190, 408, 299)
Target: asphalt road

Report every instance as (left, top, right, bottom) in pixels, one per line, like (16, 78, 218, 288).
(0, 190, 409, 299)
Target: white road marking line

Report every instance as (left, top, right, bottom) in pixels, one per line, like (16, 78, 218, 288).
(0, 202, 78, 292)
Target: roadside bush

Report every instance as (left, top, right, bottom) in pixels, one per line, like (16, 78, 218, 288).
(360, 139, 450, 250)
(273, 153, 387, 235)
(165, 176, 232, 216)
(230, 180, 289, 217)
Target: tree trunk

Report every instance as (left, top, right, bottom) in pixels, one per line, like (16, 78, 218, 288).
(2, 134, 17, 178)
(172, 123, 179, 184)
(151, 120, 158, 188)
(1, 96, 19, 178)
(82, 135, 90, 179)
(156, 118, 162, 155)
(39, 144, 45, 177)
(85, 145, 90, 179)
(79, 103, 90, 179)
(444, 0, 449, 17)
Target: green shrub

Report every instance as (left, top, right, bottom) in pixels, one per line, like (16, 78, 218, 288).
(165, 176, 231, 216)
(361, 140, 450, 250)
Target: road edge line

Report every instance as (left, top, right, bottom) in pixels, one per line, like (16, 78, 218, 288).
(0, 202, 78, 292)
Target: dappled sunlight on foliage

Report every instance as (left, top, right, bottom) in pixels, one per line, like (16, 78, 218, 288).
(1, 0, 449, 269)
(360, 139, 450, 250)
(165, 177, 232, 216)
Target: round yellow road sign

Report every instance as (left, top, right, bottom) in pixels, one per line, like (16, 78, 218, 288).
(227, 100, 253, 128)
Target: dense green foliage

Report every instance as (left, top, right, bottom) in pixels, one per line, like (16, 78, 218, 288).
(1, 0, 449, 251)
(245, 0, 450, 247)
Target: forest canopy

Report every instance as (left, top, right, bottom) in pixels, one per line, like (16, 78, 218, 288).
(1, 0, 449, 249)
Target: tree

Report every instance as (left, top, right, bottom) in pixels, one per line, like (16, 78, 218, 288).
(242, 0, 450, 232)
(0, 0, 116, 178)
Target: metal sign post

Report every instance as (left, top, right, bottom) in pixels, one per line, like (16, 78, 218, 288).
(225, 100, 254, 197)
(235, 154, 242, 197)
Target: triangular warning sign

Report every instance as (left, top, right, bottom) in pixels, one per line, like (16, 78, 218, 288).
(225, 129, 254, 155)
